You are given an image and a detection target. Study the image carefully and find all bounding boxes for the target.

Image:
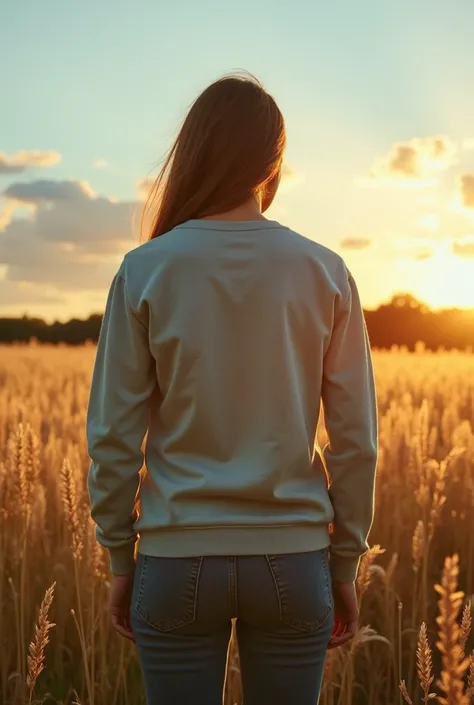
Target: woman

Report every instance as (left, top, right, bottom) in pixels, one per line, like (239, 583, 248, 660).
(87, 72, 378, 705)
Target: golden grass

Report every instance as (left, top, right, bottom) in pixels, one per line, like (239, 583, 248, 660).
(1, 344, 474, 704)
(467, 652, 474, 702)
(435, 555, 470, 705)
(416, 623, 434, 703)
(26, 582, 56, 705)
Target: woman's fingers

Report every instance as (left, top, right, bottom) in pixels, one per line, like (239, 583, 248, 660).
(328, 619, 357, 649)
(111, 613, 135, 641)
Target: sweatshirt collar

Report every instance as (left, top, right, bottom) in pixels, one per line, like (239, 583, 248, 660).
(176, 219, 284, 232)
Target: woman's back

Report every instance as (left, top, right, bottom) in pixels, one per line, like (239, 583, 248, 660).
(86, 71, 378, 705)
(88, 217, 376, 566)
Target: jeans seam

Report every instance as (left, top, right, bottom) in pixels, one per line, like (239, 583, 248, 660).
(313, 604, 333, 631)
(265, 554, 284, 621)
(322, 549, 334, 611)
(192, 556, 204, 622)
(137, 555, 149, 607)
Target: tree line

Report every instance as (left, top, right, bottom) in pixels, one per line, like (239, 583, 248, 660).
(1, 294, 473, 351)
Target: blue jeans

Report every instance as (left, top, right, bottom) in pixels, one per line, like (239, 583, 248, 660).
(131, 549, 334, 705)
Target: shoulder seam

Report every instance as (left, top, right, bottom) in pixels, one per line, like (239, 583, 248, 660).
(118, 270, 148, 331)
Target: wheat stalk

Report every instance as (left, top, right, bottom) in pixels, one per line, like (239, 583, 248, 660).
(461, 603, 472, 658)
(429, 449, 465, 542)
(8, 424, 29, 522)
(356, 544, 385, 599)
(428, 462, 446, 542)
(416, 622, 434, 703)
(87, 516, 104, 579)
(467, 651, 474, 703)
(412, 520, 425, 573)
(400, 679, 414, 705)
(26, 582, 56, 704)
(2, 333, 474, 705)
(418, 400, 429, 460)
(60, 458, 83, 560)
(25, 424, 40, 489)
(415, 482, 430, 513)
(435, 554, 470, 705)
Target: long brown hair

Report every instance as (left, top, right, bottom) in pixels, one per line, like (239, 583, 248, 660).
(143, 72, 286, 240)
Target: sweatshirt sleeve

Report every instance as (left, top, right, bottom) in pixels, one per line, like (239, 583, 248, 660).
(321, 271, 378, 583)
(87, 264, 156, 575)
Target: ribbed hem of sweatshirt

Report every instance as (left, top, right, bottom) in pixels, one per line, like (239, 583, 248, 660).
(108, 544, 136, 575)
(329, 552, 361, 583)
(138, 524, 331, 559)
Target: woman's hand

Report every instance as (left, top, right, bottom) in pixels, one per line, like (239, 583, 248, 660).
(328, 581, 359, 649)
(110, 572, 135, 641)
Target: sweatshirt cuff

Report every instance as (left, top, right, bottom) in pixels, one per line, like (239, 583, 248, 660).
(329, 552, 360, 583)
(108, 544, 136, 575)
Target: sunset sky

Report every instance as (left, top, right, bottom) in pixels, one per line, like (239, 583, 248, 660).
(1, 0, 474, 320)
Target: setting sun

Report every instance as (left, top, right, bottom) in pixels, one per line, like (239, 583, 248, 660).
(410, 244, 474, 309)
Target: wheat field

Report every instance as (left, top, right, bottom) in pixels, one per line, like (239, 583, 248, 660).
(1, 343, 474, 705)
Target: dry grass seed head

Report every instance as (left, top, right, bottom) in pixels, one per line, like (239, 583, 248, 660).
(357, 544, 385, 598)
(26, 582, 56, 693)
(59, 458, 83, 560)
(467, 651, 474, 699)
(461, 602, 472, 656)
(418, 399, 429, 461)
(25, 424, 40, 488)
(87, 516, 105, 579)
(435, 554, 470, 705)
(400, 679, 414, 705)
(352, 625, 391, 651)
(8, 423, 29, 521)
(428, 461, 446, 541)
(412, 520, 425, 572)
(416, 622, 434, 700)
(415, 482, 430, 512)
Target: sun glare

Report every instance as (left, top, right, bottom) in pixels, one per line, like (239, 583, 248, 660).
(414, 246, 474, 309)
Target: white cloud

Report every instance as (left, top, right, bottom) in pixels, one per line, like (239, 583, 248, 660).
(35, 197, 136, 248)
(0, 178, 140, 293)
(281, 163, 296, 180)
(0, 200, 15, 230)
(279, 163, 304, 191)
(452, 236, 474, 258)
(137, 177, 154, 200)
(340, 238, 371, 250)
(462, 139, 474, 151)
(459, 173, 474, 209)
(449, 173, 474, 222)
(362, 136, 457, 187)
(0, 150, 61, 174)
(4, 179, 97, 203)
(93, 158, 108, 169)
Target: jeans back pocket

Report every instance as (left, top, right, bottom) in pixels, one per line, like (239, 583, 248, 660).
(134, 554, 203, 633)
(266, 549, 333, 633)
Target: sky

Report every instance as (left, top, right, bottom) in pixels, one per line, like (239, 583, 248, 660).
(1, 0, 474, 320)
